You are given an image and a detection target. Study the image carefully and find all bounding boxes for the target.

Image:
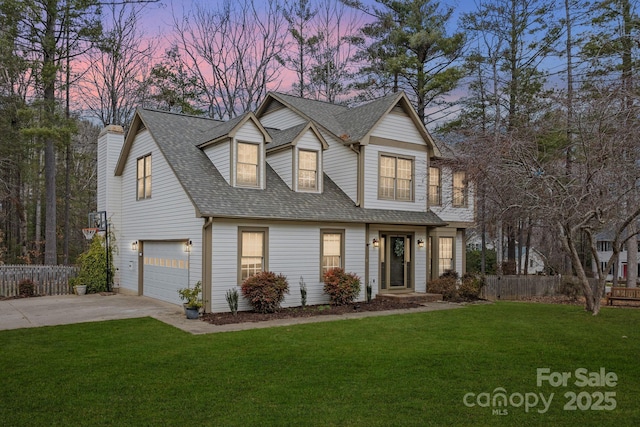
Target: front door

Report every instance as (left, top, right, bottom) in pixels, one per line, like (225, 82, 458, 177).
(380, 234, 412, 291)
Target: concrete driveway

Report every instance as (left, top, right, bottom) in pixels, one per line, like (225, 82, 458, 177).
(0, 293, 184, 331)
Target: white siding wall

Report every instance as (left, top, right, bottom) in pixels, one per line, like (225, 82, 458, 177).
(370, 111, 426, 145)
(322, 131, 358, 202)
(204, 143, 230, 184)
(267, 148, 293, 189)
(98, 128, 124, 286)
(236, 120, 264, 141)
(210, 219, 366, 313)
(116, 130, 203, 300)
(363, 144, 428, 212)
(259, 107, 307, 129)
(430, 165, 475, 223)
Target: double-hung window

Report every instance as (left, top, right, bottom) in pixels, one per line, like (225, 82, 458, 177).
(137, 154, 152, 200)
(379, 155, 413, 201)
(321, 230, 344, 277)
(298, 150, 318, 191)
(439, 237, 454, 276)
(237, 142, 259, 187)
(239, 229, 267, 282)
(428, 167, 441, 206)
(452, 171, 467, 207)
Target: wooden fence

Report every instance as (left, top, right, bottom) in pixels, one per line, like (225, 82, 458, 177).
(0, 265, 78, 297)
(481, 275, 560, 300)
(481, 275, 601, 301)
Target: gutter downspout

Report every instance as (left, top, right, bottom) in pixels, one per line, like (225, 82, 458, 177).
(202, 217, 213, 313)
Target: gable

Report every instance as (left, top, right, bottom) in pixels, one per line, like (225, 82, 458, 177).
(370, 110, 428, 147)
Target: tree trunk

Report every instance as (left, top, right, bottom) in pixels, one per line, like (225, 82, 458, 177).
(43, 2, 58, 266)
(627, 231, 638, 288)
(562, 224, 601, 315)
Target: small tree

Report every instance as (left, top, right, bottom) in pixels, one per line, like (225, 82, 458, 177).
(70, 234, 114, 293)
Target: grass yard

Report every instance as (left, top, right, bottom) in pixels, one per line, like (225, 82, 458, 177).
(1, 302, 639, 426)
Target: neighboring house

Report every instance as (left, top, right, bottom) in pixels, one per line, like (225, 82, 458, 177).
(466, 234, 546, 275)
(595, 232, 640, 283)
(98, 92, 475, 312)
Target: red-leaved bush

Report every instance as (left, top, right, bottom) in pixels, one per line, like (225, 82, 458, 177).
(241, 271, 289, 313)
(323, 268, 361, 306)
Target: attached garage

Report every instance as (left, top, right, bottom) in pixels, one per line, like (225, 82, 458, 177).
(142, 241, 189, 305)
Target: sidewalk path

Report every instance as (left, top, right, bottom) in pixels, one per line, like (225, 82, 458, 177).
(0, 293, 463, 334)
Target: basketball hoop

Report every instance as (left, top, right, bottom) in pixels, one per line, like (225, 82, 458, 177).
(82, 227, 99, 241)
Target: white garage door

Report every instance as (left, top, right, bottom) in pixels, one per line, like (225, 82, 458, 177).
(143, 241, 189, 305)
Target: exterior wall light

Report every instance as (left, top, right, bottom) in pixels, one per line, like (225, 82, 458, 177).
(372, 238, 379, 248)
(185, 240, 192, 252)
(417, 239, 425, 248)
(131, 241, 138, 251)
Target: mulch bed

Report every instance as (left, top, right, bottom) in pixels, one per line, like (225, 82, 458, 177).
(201, 298, 424, 326)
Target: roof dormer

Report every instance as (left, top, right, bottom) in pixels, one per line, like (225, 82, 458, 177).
(266, 122, 328, 193)
(197, 112, 271, 189)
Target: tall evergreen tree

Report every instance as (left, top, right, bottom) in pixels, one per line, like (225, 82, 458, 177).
(345, 0, 464, 123)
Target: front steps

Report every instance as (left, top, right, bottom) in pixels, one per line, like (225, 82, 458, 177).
(376, 292, 443, 304)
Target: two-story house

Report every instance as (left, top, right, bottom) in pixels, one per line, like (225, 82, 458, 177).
(98, 92, 475, 312)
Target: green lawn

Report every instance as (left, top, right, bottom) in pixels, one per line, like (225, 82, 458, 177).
(1, 302, 639, 426)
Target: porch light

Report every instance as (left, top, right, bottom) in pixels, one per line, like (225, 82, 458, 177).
(184, 240, 192, 252)
(131, 240, 138, 251)
(418, 239, 425, 248)
(372, 238, 379, 248)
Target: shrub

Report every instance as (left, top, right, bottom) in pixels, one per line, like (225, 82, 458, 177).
(299, 276, 307, 308)
(560, 277, 581, 300)
(323, 268, 361, 306)
(459, 273, 484, 301)
(178, 281, 203, 309)
(427, 276, 458, 301)
(18, 279, 36, 297)
(70, 234, 114, 293)
(241, 271, 289, 313)
(225, 288, 239, 315)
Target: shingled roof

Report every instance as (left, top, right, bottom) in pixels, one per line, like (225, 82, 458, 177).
(121, 107, 445, 226)
(260, 91, 440, 157)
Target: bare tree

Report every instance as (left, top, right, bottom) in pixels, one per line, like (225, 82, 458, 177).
(172, 0, 288, 119)
(307, 0, 362, 103)
(81, 2, 156, 127)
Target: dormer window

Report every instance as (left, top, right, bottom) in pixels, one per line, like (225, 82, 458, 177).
(237, 142, 259, 187)
(298, 150, 318, 191)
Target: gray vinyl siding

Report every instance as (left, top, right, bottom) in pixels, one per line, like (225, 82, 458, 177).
(204, 142, 231, 184)
(235, 119, 265, 141)
(97, 133, 107, 212)
(322, 131, 358, 202)
(363, 144, 428, 212)
(267, 148, 293, 189)
(370, 111, 426, 145)
(97, 129, 124, 286)
(116, 130, 203, 298)
(209, 219, 365, 313)
(259, 107, 307, 129)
